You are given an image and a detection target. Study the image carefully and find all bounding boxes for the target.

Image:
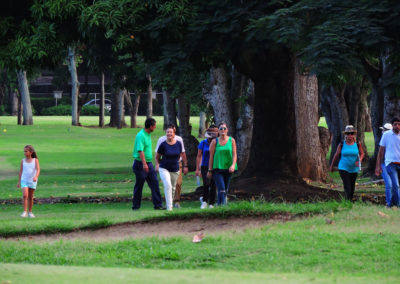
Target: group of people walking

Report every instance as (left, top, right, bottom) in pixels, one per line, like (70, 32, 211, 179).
(330, 117, 400, 207)
(132, 118, 237, 211)
(17, 117, 400, 218)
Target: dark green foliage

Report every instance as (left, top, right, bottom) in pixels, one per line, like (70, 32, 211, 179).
(41, 105, 71, 116)
(41, 105, 111, 116)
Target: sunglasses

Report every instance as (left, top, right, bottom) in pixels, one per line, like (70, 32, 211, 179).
(219, 127, 227, 131)
(346, 132, 355, 135)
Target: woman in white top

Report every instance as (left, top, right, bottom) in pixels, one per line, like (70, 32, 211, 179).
(17, 145, 40, 218)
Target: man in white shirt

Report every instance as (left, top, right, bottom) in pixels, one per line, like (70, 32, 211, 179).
(376, 117, 400, 207)
(155, 124, 188, 208)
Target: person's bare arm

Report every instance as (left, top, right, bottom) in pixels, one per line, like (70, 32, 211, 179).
(181, 152, 188, 175)
(33, 159, 40, 182)
(139, 151, 148, 173)
(155, 153, 161, 172)
(196, 149, 202, 177)
(329, 144, 342, 172)
(375, 146, 385, 176)
(17, 160, 23, 188)
(229, 138, 237, 173)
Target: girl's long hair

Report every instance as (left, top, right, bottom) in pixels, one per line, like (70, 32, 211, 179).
(25, 145, 38, 159)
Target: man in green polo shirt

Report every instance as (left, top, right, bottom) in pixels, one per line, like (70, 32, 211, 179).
(132, 118, 164, 210)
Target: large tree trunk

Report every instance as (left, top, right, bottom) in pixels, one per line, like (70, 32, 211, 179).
(204, 67, 234, 130)
(17, 91, 22, 125)
(124, 90, 137, 128)
(321, 85, 348, 163)
(67, 47, 80, 126)
(364, 54, 386, 175)
(293, 58, 327, 181)
(117, 88, 126, 129)
(162, 89, 177, 129)
(99, 72, 105, 127)
(132, 90, 141, 128)
(233, 47, 297, 178)
(198, 111, 206, 138)
(9, 90, 18, 116)
(16, 70, 33, 125)
(235, 78, 255, 174)
(177, 96, 199, 171)
(356, 78, 370, 162)
(147, 74, 153, 118)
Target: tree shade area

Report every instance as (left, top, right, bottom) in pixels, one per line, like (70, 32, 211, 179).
(1, 0, 400, 184)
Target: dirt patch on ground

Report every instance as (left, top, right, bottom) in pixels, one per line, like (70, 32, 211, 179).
(4, 214, 296, 242)
(1, 176, 386, 205)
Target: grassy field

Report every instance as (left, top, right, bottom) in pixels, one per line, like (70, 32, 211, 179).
(0, 116, 396, 283)
(0, 116, 199, 199)
(1, 203, 399, 283)
(0, 201, 344, 237)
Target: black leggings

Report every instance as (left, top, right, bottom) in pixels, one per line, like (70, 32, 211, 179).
(201, 166, 216, 205)
(339, 170, 358, 201)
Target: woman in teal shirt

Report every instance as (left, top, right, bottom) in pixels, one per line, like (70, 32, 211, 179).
(207, 122, 237, 205)
(330, 125, 364, 201)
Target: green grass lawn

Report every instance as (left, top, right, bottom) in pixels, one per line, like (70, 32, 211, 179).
(0, 116, 199, 199)
(1, 202, 399, 283)
(0, 116, 395, 283)
(0, 201, 345, 237)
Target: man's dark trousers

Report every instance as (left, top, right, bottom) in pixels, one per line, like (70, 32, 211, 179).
(132, 160, 162, 209)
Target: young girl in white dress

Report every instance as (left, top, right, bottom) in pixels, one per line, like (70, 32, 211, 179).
(17, 145, 40, 218)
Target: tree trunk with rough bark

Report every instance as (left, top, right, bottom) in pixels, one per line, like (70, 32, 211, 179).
(147, 74, 153, 118)
(124, 90, 137, 128)
(99, 72, 105, 127)
(16, 70, 33, 125)
(231, 47, 297, 178)
(203, 66, 254, 174)
(235, 78, 255, 174)
(198, 111, 206, 138)
(204, 67, 234, 129)
(116, 88, 126, 129)
(321, 85, 349, 164)
(9, 90, 18, 116)
(364, 54, 386, 175)
(162, 89, 177, 129)
(132, 90, 141, 128)
(17, 91, 22, 125)
(177, 96, 199, 171)
(67, 47, 79, 126)
(293, 58, 327, 181)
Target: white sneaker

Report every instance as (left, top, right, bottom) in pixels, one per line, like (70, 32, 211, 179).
(200, 201, 208, 209)
(21, 211, 28, 218)
(209, 204, 214, 208)
(28, 212, 35, 218)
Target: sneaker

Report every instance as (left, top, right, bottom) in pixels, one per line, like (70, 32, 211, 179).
(200, 201, 208, 209)
(21, 211, 28, 218)
(167, 208, 173, 212)
(209, 204, 214, 209)
(199, 196, 203, 204)
(28, 212, 35, 218)
(154, 206, 166, 210)
(174, 203, 181, 209)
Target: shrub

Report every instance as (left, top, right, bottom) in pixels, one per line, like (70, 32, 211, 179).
(42, 105, 71, 116)
(41, 105, 110, 116)
(81, 105, 100, 116)
(0, 105, 8, 115)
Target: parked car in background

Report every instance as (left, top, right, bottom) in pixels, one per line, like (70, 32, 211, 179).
(84, 99, 112, 112)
